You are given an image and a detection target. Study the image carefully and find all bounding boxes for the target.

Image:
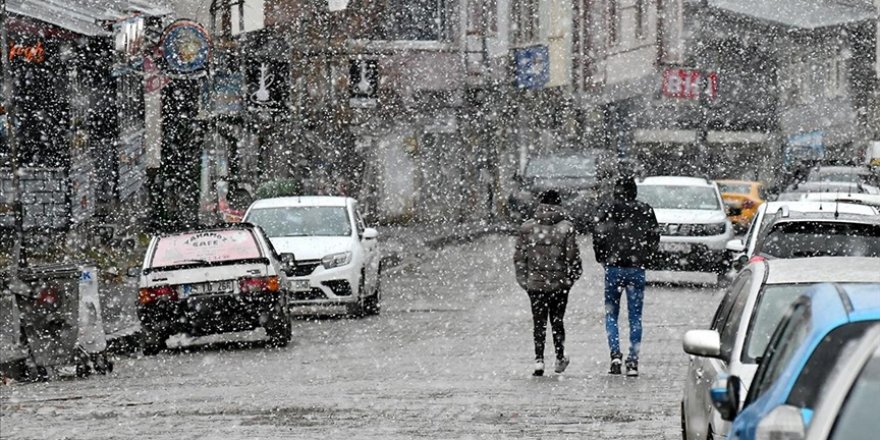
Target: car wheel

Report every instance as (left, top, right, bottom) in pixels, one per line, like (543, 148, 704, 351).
(142, 329, 168, 356)
(347, 274, 369, 318)
(680, 401, 687, 440)
(265, 302, 292, 347)
(364, 264, 382, 316)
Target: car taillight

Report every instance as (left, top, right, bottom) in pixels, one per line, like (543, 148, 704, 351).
(239, 276, 280, 294)
(138, 286, 178, 305)
(36, 288, 59, 306)
(749, 255, 766, 264)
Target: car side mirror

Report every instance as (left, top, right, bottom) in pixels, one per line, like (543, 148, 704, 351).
(279, 253, 297, 276)
(682, 329, 722, 358)
(126, 266, 141, 278)
(726, 239, 745, 253)
(710, 375, 743, 422)
(361, 228, 378, 240)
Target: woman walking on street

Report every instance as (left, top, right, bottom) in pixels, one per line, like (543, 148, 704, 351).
(514, 190, 582, 376)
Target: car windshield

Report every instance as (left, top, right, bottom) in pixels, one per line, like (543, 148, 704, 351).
(150, 229, 263, 268)
(829, 353, 880, 440)
(759, 222, 880, 258)
(718, 183, 752, 195)
(743, 284, 816, 362)
(637, 185, 720, 210)
(246, 206, 352, 237)
(525, 156, 597, 179)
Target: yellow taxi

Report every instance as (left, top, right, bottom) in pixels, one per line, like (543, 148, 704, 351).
(715, 180, 765, 232)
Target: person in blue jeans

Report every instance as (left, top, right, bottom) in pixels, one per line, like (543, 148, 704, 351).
(593, 176, 659, 376)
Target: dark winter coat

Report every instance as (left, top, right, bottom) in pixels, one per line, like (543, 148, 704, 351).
(514, 204, 583, 293)
(592, 181, 660, 268)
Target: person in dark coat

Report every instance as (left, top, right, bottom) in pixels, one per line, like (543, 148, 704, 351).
(592, 176, 660, 376)
(514, 190, 582, 376)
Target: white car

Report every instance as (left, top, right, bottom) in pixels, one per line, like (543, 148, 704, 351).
(136, 224, 295, 354)
(725, 201, 878, 267)
(243, 196, 381, 316)
(636, 176, 734, 283)
(680, 257, 880, 440)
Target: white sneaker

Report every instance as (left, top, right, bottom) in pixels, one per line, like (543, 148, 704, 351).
(533, 360, 545, 376)
(555, 356, 570, 374)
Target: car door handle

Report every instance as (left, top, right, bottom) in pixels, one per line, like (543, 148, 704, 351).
(695, 369, 704, 380)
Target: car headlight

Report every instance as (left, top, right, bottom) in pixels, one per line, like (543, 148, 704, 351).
(322, 251, 352, 269)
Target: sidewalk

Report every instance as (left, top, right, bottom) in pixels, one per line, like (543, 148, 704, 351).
(377, 221, 515, 273)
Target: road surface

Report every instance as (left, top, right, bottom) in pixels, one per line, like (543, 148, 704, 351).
(1, 234, 719, 439)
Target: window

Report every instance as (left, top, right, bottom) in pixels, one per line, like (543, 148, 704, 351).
(246, 206, 353, 237)
(150, 229, 264, 268)
(829, 353, 880, 440)
(608, 0, 620, 46)
(758, 222, 880, 259)
(788, 322, 873, 409)
(637, 185, 721, 210)
(746, 302, 811, 406)
(710, 270, 750, 331)
(381, 0, 448, 41)
(719, 271, 753, 361)
(742, 283, 816, 362)
(636, 0, 648, 39)
(512, 0, 539, 44)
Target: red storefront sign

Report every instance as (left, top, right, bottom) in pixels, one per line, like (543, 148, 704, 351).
(661, 68, 718, 99)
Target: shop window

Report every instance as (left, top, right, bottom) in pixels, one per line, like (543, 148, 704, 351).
(381, 0, 448, 41)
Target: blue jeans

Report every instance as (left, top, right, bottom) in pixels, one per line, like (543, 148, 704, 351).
(604, 266, 646, 362)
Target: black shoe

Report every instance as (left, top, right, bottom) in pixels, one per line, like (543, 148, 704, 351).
(609, 355, 623, 375)
(626, 360, 639, 377)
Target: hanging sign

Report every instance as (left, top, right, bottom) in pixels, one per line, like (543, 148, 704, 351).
(160, 20, 211, 75)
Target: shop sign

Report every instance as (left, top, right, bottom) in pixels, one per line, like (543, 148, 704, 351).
(662, 68, 717, 99)
(246, 60, 288, 111)
(514, 45, 550, 90)
(160, 20, 211, 75)
(8, 40, 46, 64)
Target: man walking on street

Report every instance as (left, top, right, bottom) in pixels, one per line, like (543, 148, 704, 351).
(514, 190, 582, 376)
(593, 176, 659, 377)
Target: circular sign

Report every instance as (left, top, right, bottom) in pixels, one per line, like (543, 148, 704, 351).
(161, 20, 211, 74)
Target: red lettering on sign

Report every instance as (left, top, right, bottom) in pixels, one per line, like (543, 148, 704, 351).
(662, 68, 717, 100)
(9, 41, 46, 64)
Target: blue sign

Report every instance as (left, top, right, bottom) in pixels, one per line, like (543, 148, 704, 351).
(161, 20, 211, 74)
(785, 130, 825, 167)
(514, 45, 550, 89)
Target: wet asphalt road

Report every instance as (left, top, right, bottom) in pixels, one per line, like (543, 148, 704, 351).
(1, 235, 719, 439)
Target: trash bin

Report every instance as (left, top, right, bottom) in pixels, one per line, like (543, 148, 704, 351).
(16, 264, 112, 379)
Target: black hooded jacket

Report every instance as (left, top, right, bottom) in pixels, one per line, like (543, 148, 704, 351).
(592, 179, 660, 268)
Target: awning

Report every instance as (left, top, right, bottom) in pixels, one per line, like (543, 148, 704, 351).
(7, 0, 171, 36)
(708, 0, 876, 30)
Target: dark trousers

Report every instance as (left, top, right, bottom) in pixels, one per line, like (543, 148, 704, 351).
(527, 289, 569, 361)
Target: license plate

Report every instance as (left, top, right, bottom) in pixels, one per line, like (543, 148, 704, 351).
(661, 242, 692, 253)
(290, 280, 311, 292)
(179, 280, 235, 298)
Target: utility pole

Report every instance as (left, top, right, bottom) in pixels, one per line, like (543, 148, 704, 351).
(0, 0, 25, 275)
(696, 0, 711, 176)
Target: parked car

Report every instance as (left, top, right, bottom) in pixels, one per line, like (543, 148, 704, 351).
(726, 201, 879, 268)
(636, 176, 733, 283)
(243, 196, 381, 317)
(716, 180, 766, 233)
(805, 165, 879, 190)
(805, 323, 880, 440)
(864, 141, 880, 167)
(681, 257, 880, 440)
(752, 210, 880, 259)
(710, 282, 880, 440)
(799, 191, 880, 209)
(783, 181, 880, 196)
(136, 223, 296, 354)
(508, 151, 601, 231)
